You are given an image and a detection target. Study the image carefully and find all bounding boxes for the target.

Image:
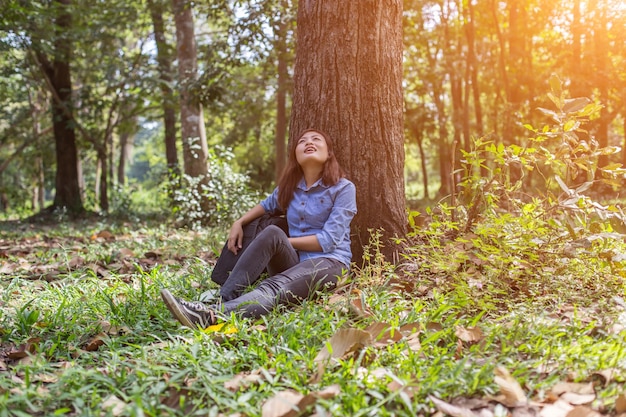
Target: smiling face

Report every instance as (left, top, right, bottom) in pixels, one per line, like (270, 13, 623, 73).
(294, 130, 330, 168)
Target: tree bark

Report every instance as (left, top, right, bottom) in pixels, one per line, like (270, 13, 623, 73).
(117, 127, 134, 186)
(43, 0, 83, 215)
(148, 0, 180, 182)
(274, 18, 288, 183)
(172, 0, 208, 180)
(290, 0, 406, 262)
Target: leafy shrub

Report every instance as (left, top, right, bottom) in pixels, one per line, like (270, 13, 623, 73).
(401, 76, 626, 310)
(172, 145, 260, 229)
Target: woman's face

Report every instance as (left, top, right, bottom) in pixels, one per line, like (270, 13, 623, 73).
(295, 130, 329, 168)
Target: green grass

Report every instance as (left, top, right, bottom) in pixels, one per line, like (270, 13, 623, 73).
(1, 217, 626, 416)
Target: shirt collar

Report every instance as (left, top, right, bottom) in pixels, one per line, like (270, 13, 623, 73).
(297, 177, 328, 190)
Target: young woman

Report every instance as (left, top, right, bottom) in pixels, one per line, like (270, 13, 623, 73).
(161, 129, 357, 328)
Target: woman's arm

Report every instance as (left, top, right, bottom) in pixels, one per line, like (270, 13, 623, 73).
(288, 235, 322, 252)
(315, 181, 357, 253)
(227, 204, 266, 254)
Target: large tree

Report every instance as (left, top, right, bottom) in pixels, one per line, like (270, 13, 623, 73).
(33, 0, 84, 214)
(290, 0, 407, 261)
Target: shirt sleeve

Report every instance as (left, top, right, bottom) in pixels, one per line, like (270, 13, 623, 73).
(260, 187, 281, 214)
(316, 180, 357, 253)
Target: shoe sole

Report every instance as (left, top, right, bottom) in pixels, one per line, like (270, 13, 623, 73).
(160, 289, 195, 328)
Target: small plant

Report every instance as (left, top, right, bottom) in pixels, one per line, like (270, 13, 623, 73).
(172, 145, 260, 229)
(14, 300, 40, 337)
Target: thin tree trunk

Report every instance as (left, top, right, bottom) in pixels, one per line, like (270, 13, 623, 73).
(148, 0, 179, 182)
(410, 123, 429, 200)
(118, 129, 133, 186)
(172, 0, 208, 179)
(274, 19, 288, 183)
(592, 0, 610, 172)
(100, 146, 108, 212)
(37, 157, 45, 210)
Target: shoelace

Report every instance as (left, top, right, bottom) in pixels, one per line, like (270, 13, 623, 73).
(178, 298, 210, 311)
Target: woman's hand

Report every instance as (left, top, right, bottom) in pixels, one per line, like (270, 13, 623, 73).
(227, 221, 244, 255)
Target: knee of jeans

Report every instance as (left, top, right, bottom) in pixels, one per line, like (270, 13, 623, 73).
(258, 224, 285, 237)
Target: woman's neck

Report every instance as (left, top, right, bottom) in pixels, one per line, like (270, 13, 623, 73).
(302, 166, 323, 189)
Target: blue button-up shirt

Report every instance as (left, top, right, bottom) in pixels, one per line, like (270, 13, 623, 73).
(260, 177, 357, 268)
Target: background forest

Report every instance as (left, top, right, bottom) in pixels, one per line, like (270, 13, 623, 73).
(1, 0, 624, 224)
(3, 2, 626, 416)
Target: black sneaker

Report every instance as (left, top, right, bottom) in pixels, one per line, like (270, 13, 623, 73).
(161, 289, 216, 329)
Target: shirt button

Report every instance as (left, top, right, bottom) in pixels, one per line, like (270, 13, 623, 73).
(300, 217, 304, 220)
(301, 202, 305, 205)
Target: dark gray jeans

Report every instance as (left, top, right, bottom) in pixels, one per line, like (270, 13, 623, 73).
(216, 225, 345, 319)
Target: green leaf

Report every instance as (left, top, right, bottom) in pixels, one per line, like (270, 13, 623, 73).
(537, 107, 561, 123)
(599, 146, 621, 156)
(546, 93, 564, 111)
(575, 181, 593, 194)
(549, 74, 562, 95)
(563, 120, 580, 132)
(554, 175, 571, 194)
(562, 97, 591, 114)
(577, 103, 603, 117)
(523, 124, 536, 132)
(600, 163, 623, 171)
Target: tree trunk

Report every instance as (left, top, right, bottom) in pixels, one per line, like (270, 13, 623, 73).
(99, 145, 108, 212)
(172, 0, 208, 180)
(148, 0, 180, 183)
(28, 87, 46, 211)
(408, 119, 429, 200)
(570, 0, 589, 98)
(37, 157, 45, 210)
(290, 0, 406, 262)
(118, 128, 134, 186)
(591, 0, 610, 172)
(274, 18, 288, 183)
(46, 0, 83, 215)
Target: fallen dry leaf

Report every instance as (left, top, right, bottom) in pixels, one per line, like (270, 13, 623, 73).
(261, 389, 312, 417)
(405, 332, 422, 352)
(590, 369, 618, 387)
(365, 322, 402, 347)
(551, 382, 595, 396)
(117, 248, 135, 258)
(615, 393, 626, 414)
(7, 337, 40, 360)
(315, 384, 340, 400)
(494, 366, 527, 407)
(224, 370, 264, 392)
(350, 296, 372, 318)
(84, 333, 107, 351)
(565, 406, 602, 417)
(455, 326, 484, 343)
(101, 395, 126, 416)
(314, 328, 372, 363)
(429, 395, 480, 417)
(540, 399, 574, 417)
(399, 322, 421, 335)
(559, 392, 595, 406)
(426, 322, 443, 331)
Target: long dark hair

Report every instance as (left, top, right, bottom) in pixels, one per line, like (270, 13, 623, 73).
(277, 128, 346, 209)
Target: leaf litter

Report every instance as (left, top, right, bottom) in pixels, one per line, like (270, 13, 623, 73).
(2, 223, 626, 415)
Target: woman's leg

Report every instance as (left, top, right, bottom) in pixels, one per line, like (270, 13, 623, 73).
(210, 217, 262, 286)
(210, 216, 289, 286)
(218, 257, 345, 320)
(219, 225, 299, 301)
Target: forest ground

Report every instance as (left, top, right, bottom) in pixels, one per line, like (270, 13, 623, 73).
(1, 213, 626, 417)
